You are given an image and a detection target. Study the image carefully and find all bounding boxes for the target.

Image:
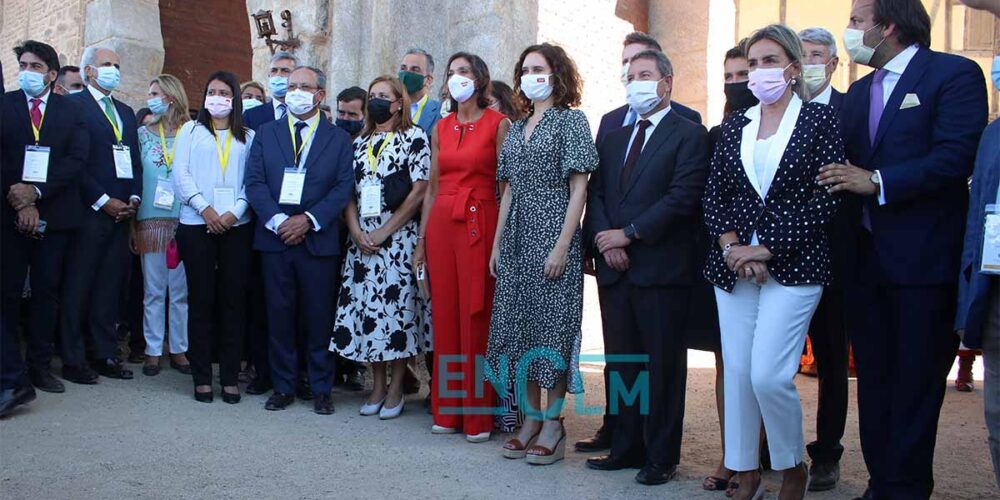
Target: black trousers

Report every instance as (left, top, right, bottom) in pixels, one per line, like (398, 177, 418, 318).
(176, 223, 252, 387)
(850, 238, 958, 499)
(1, 225, 30, 389)
(22, 229, 75, 370)
(805, 287, 849, 464)
(60, 211, 130, 365)
(599, 280, 689, 465)
(121, 253, 145, 356)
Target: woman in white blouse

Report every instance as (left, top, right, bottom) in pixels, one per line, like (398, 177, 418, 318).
(172, 71, 255, 404)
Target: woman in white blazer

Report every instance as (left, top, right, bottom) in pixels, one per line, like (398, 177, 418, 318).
(703, 24, 845, 500)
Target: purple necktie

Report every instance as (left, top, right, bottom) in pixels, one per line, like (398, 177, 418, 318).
(868, 69, 887, 146)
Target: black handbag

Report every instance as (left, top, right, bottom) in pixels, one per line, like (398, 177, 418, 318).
(382, 168, 412, 212)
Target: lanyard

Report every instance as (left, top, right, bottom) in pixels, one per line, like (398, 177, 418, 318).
(158, 123, 177, 173)
(412, 94, 429, 124)
(212, 126, 233, 178)
(288, 115, 318, 169)
(101, 98, 123, 143)
(366, 132, 395, 175)
(29, 108, 46, 144)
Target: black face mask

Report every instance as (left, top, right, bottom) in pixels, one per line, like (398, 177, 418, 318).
(336, 118, 364, 136)
(367, 98, 396, 124)
(724, 81, 758, 114)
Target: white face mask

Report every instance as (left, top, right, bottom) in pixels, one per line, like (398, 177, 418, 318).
(448, 74, 475, 103)
(520, 73, 553, 101)
(204, 95, 233, 119)
(843, 24, 885, 66)
(801, 63, 830, 95)
(625, 79, 664, 116)
(285, 89, 317, 115)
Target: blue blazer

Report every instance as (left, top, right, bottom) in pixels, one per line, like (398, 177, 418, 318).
(956, 119, 1000, 349)
(68, 90, 142, 206)
(840, 46, 987, 286)
(243, 101, 277, 133)
(596, 101, 702, 146)
(828, 87, 844, 112)
(244, 115, 354, 257)
(414, 98, 441, 140)
(2, 90, 89, 230)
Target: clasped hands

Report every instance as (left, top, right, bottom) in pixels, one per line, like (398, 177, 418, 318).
(595, 228, 631, 273)
(202, 207, 239, 235)
(102, 197, 140, 223)
(351, 227, 388, 255)
(725, 243, 773, 284)
(8, 183, 42, 236)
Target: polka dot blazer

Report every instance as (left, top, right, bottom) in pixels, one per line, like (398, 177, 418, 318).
(703, 101, 846, 292)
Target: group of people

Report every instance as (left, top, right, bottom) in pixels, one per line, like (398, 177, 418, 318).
(2, 0, 1000, 498)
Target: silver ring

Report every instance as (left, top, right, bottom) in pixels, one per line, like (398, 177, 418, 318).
(744, 266, 752, 273)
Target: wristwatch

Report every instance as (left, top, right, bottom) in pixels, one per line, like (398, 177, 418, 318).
(869, 171, 881, 189)
(623, 224, 638, 241)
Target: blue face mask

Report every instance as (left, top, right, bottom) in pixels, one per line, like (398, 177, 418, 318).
(18, 71, 47, 97)
(94, 66, 121, 91)
(335, 118, 364, 136)
(992, 56, 1000, 92)
(147, 96, 169, 115)
(242, 98, 264, 111)
(268, 76, 288, 98)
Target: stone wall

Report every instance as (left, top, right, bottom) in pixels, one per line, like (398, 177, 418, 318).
(1, 0, 88, 91)
(650, 0, 711, 124)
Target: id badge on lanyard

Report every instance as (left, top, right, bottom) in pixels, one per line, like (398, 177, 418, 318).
(113, 145, 133, 179)
(153, 177, 175, 210)
(360, 181, 382, 218)
(22, 145, 50, 182)
(981, 204, 1000, 275)
(279, 168, 306, 205)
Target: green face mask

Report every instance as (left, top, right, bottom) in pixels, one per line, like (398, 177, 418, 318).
(398, 70, 426, 94)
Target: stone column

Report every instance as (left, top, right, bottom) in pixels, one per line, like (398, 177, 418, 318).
(649, 0, 712, 121)
(84, 0, 164, 109)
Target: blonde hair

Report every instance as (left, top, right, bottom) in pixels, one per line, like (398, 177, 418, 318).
(149, 74, 191, 129)
(241, 81, 266, 100)
(361, 75, 414, 138)
(746, 24, 811, 101)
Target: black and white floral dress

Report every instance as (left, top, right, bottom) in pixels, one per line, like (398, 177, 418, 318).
(330, 126, 432, 362)
(486, 107, 598, 394)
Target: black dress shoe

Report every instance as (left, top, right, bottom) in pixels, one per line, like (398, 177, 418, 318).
(0, 385, 37, 418)
(62, 365, 99, 385)
(29, 368, 65, 393)
(93, 358, 133, 379)
(297, 378, 313, 401)
(636, 463, 678, 485)
(170, 360, 192, 375)
(194, 389, 213, 403)
(313, 392, 335, 415)
(853, 486, 876, 500)
(586, 455, 645, 471)
(575, 426, 613, 452)
(222, 390, 241, 405)
(246, 378, 273, 395)
(265, 392, 295, 411)
(808, 461, 840, 492)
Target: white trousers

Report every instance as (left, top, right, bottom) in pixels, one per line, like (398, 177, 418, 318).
(715, 279, 823, 471)
(141, 252, 189, 356)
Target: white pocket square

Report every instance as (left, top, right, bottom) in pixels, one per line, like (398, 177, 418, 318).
(900, 93, 921, 110)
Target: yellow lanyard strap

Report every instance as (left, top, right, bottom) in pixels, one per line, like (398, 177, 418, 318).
(30, 110, 46, 144)
(288, 115, 319, 168)
(158, 123, 177, 173)
(366, 132, 395, 175)
(213, 128, 233, 178)
(412, 94, 429, 124)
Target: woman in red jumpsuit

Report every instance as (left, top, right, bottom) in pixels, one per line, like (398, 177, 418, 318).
(414, 52, 510, 443)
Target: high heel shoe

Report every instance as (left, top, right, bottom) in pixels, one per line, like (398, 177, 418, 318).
(503, 427, 541, 459)
(222, 388, 241, 405)
(379, 398, 404, 420)
(525, 417, 566, 465)
(360, 397, 386, 416)
(194, 390, 213, 403)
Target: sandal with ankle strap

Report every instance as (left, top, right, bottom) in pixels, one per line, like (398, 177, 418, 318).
(503, 427, 541, 459)
(525, 417, 566, 466)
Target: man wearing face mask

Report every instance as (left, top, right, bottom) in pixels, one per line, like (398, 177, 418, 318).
(335, 86, 367, 139)
(399, 48, 441, 139)
(243, 51, 298, 132)
(799, 28, 844, 111)
(59, 45, 142, 383)
(593, 32, 701, 149)
(245, 66, 354, 415)
(54, 65, 85, 95)
(583, 50, 709, 482)
(1, 40, 89, 414)
(817, 1, 988, 498)
(956, 0, 1000, 489)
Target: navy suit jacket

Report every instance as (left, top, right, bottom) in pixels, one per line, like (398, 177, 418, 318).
(841, 46, 988, 286)
(244, 101, 278, 133)
(596, 101, 702, 146)
(68, 89, 142, 206)
(1, 90, 89, 230)
(828, 87, 844, 111)
(956, 119, 1000, 348)
(583, 111, 710, 287)
(245, 115, 354, 257)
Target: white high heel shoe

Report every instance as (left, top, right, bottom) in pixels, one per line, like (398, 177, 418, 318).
(466, 431, 491, 443)
(379, 398, 404, 420)
(359, 397, 385, 416)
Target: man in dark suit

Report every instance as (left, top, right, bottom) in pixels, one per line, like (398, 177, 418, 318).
(820, 1, 988, 497)
(245, 66, 353, 415)
(798, 26, 850, 492)
(243, 51, 298, 132)
(577, 30, 704, 456)
(59, 46, 143, 383)
(2, 41, 90, 402)
(582, 50, 709, 485)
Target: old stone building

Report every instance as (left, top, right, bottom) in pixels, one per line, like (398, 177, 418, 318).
(2, 0, 997, 127)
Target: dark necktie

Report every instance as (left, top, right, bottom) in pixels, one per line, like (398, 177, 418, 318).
(294, 121, 308, 163)
(278, 103, 287, 120)
(621, 119, 652, 191)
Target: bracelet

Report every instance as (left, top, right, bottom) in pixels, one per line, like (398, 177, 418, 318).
(722, 242, 742, 259)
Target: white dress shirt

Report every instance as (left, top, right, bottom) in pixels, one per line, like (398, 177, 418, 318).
(172, 120, 255, 226)
(811, 84, 833, 105)
(272, 98, 288, 121)
(624, 105, 672, 159)
(621, 107, 639, 127)
(265, 112, 322, 234)
(872, 44, 920, 206)
(24, 87, 50, 114)
(86, 84, 139, 210)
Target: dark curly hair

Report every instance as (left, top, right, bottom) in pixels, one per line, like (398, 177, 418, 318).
(512, 43, 583, 112)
